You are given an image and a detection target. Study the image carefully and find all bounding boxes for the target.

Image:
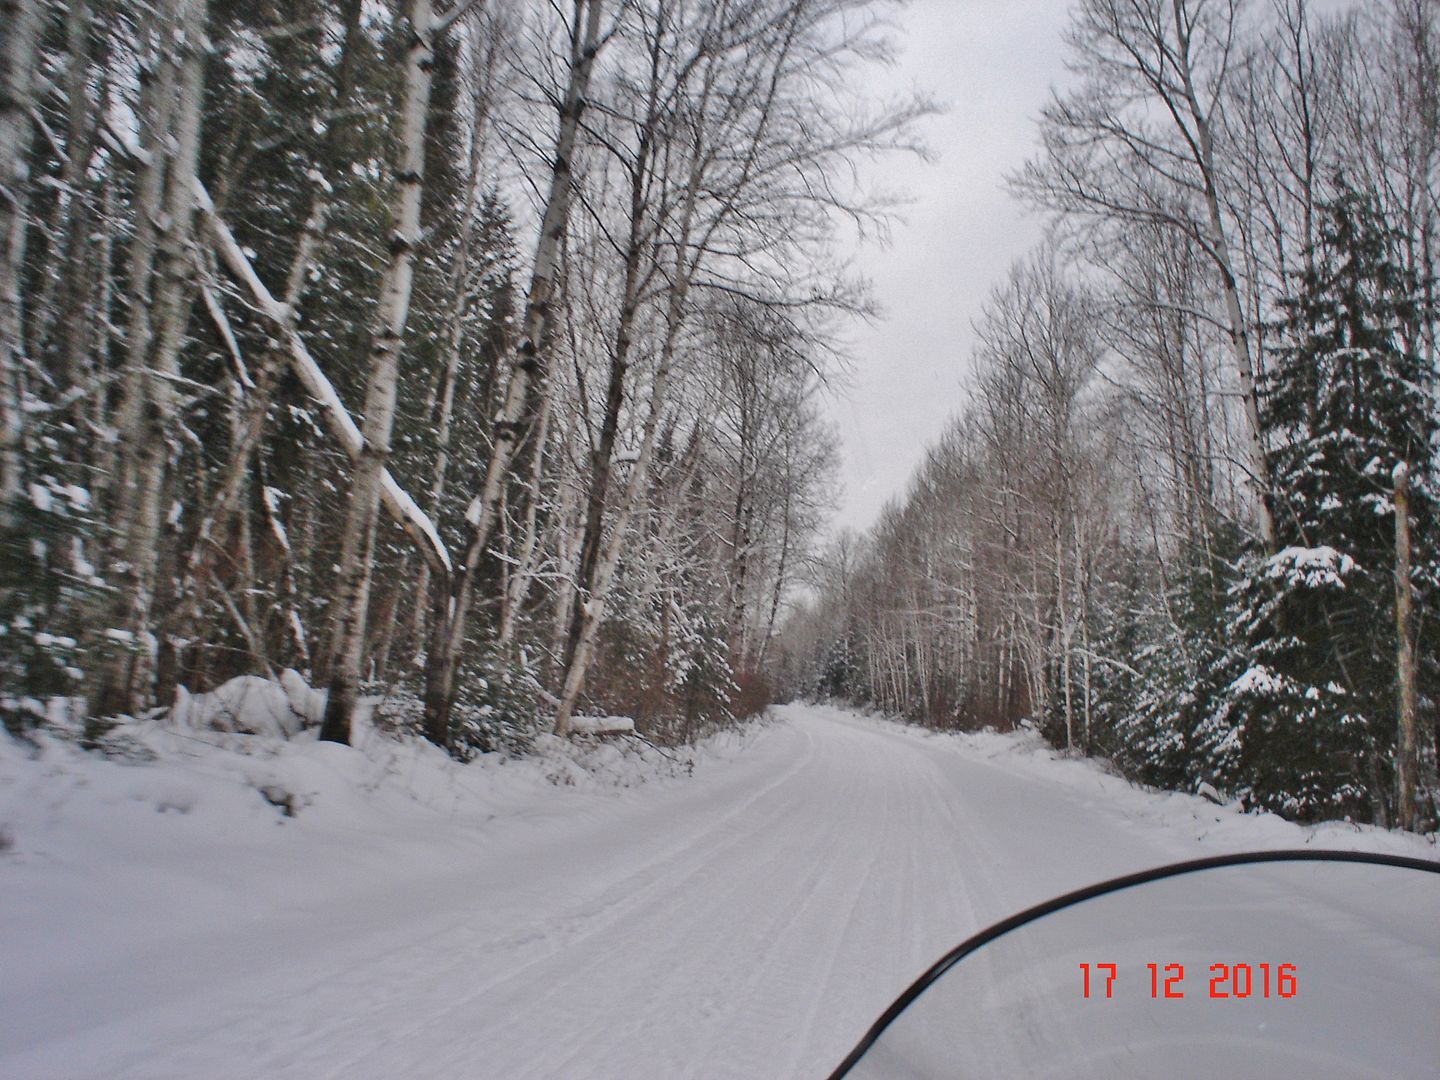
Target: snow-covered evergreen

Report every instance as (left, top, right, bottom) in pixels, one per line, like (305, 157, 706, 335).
(1207, 186, 1438, 823)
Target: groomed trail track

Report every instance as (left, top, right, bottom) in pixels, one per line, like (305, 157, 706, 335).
(0, 704, 1343, 1079)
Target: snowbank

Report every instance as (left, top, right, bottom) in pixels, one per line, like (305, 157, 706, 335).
(0, 675, 746, 971)
(0, 680, 765, 1077)
(170, 669, 325, 737)
(1, 694, 721, 872)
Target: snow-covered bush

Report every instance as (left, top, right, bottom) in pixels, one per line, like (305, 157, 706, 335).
(170, 669, 324, 738)
(447, 647, 540, 760)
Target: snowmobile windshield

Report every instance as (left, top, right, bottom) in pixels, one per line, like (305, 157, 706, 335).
(828, 851, 1440, 1080)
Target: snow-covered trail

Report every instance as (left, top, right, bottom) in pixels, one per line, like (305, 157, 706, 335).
(0, 704, 1417, 1079)
(394, 708, 1178, 1080)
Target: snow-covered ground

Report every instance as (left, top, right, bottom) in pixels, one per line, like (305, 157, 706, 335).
(1, 702, 1434, 1079)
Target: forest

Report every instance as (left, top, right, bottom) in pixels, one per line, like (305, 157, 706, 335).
(777, 0, 1440, 831)
(1, 0, 1436, 834)
(1, 0, 924, 753)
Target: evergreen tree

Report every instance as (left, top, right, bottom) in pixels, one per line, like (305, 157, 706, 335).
(0, 471, 94, 737)
(1214, 183, 1438, 823)
(1105, 527, 1242, 793)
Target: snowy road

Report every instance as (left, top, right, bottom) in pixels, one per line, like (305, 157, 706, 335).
(402, 706, 1180, 1080)
(1, 704, 1425, 1079)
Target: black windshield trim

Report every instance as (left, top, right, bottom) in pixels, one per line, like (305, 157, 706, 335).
(826, 848, 1440, 1079)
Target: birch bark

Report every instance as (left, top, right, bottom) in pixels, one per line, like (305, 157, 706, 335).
(195, 184, 449, 575)
(562, 141, 659, 675)
(423, 0, 606, 747)
(108, 4, 178, 552)
(407, 73, 495, 660)
(1171, 0, 1276, 547)
(92, 0, 206, 720)
(553, 120, 711, 733)
(320, 0, 438, 744)
(0, 0, 41, 525)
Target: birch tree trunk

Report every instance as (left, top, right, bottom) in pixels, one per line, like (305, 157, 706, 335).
(1020, 0, 1278, 548)
(727, 484, 753, 667)
(1157, 1, 1276, 546)
(562, 168, 654, 676)
(552, 316, 682, 734)
(34, 0, 102, 392)
(552, 138, 710, 733)
(409, 94, 493, 661)
(497, 396, 552, 650)
(107, 4, 178, 546)
(320, 0, 438, 744)
(423, 0, 605, 748)
(758, 481, 793, 667)
(1393, 463, 1418, 832)
(1055, 519, 1072, 750)
(0, 0, 41, 526)
(91, 0, 207, 720)
(547, 469, 582, 673)
(1180, 99, 1276, 548)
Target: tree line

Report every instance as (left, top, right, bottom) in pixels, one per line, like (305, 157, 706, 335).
(0, 0, 923, 755)
(778, 0, 1439, 831)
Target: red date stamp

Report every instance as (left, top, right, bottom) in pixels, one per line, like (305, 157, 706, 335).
(1080, 962, 1297, 999)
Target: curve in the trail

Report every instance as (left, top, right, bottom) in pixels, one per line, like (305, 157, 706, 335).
(8, 705, 1213, 1080)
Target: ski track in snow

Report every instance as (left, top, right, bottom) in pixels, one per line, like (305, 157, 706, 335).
(1, 704, 1432, 1079)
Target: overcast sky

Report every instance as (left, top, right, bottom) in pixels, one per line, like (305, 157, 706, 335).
(826, 0, 1078, 534)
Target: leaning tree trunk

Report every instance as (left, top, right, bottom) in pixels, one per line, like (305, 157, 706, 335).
(195, 183, 451, 574)
(320, 0, 437, 744)
(552, 314, 683, 734)
(155, 0, 365, 706)
(423, 0, 606, 748)
(0, 0, 41, 527)
(557, 26, 667, 677)
(551, 10, 807, 732)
